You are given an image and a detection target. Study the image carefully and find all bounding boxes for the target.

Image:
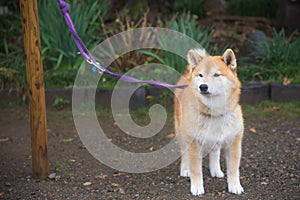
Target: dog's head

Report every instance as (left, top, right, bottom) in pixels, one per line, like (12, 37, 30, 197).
(186, 49, 241, 97)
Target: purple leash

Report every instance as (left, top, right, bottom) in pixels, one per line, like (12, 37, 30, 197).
(57, 0, 187, 89)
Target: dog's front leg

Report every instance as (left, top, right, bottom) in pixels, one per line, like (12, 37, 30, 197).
(225, 132, 244, 194)
(188, 140, 204, 196)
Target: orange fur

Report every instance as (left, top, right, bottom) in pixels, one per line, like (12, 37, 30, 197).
(174, 49, 244, 196)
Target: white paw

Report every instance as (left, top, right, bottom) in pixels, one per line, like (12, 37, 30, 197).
(191, 184, 205, 196)
(228, 183, 244, 194)
(180, 168, 190, 177)
(210, 169, 224, 178)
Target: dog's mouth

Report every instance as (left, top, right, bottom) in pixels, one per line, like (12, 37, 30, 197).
(200, 91, 211, 95)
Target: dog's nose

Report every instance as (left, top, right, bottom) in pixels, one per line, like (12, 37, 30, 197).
(199, 84, 208, 92)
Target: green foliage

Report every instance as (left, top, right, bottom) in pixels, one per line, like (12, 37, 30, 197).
(44, 69, 77, 88)
(140, 13, 214, 74)
(167, 13, 213, 50)
(0, 0, 110, 92)
(172, 0, 206, 18)
(0, 67, 17, 88)
(1, 1, 299, 91)
(52, 96, 70, 110)
(38, 0, 110, 70)
(253, 29, 300, 67)
(0, 13, 26, 90)
(227, 0, 278, 18)
(243, 101, 300, 120)
(162, 13, 213, 73)
(240, 29, 300, 83)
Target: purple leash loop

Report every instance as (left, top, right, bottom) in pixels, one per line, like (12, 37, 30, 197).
(57, 0, 187, 89)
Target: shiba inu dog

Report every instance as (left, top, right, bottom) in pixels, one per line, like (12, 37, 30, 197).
(174, 49, 244, 196)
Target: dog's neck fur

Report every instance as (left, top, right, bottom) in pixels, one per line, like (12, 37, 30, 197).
(196, 88, 240, 117)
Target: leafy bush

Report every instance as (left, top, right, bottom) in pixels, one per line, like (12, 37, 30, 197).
(0, 13, 26, 90)
(0, 0, 110, 92)
(100, 14, 157, 73)
(52, 96, 70, 110)
(0, 67, 18, 88)
(44, 69, 77, 88)
(167, 13, 212, 50)
(139, 13, 214, 73)
(38, 0, 110, 70)
(239, 29, 300, 83)
(227, 0, 278, 18)
(253, 29, 300, 66)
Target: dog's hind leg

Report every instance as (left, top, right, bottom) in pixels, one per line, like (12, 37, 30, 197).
(209, 146, 224, 178)
(180, 150, 190, 177)
(188, 140, 204, 195)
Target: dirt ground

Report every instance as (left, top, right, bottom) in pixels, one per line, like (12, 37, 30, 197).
(1, 1, 299, 199)
(0, 101, 299, 200)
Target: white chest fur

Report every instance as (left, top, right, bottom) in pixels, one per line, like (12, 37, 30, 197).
(187, 110, 243, 155)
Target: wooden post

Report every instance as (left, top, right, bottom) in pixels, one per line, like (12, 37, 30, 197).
(20, 0, 49, 179)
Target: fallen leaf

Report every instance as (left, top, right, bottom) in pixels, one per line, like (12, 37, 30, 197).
(119, 187, 125, 194)
(83, 181, 92, 186)
(112, 183, 119, 187)
(113, 173, 125, 177)
(249, 128, 256, 133)
(146, 95, 155, 100)
(61, 138, 73, 143)
(166, 133, 175, 139)
(283, 77, 291, 85)
(0, 192, 4, 197)
(272, 106, 281, 111)
(90, 189, 96, 193)
(69, 159, 76, 163)
(149, 146, 154, 151)
(96, 174, 108, 179)
(296, 138, 300, 141)
(0, 138, 10, 142)
(55, 176, 61, 181)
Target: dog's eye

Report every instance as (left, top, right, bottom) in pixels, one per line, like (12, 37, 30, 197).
(213, 73, 221, 77)
(199, 74, 203, 77)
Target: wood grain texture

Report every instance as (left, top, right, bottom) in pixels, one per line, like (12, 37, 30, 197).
(20, 0, 49, 179)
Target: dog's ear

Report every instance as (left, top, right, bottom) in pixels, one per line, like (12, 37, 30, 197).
(187, 49, 204, 71)
(222, 49, 237, 70)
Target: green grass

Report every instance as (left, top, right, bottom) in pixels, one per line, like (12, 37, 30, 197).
(54, 161, 67, 172)
(242, 101, 300, 120)
(1, 98, 299, 128)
